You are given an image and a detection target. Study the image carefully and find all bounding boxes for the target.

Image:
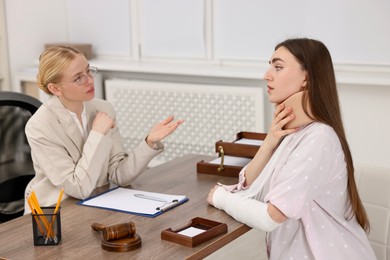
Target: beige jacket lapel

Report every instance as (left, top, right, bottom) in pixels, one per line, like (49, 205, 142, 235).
(46, 96, 85, 155)
(85, 101, 99, 134)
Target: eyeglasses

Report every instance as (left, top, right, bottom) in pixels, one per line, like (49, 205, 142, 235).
(59, 66, 98, 86)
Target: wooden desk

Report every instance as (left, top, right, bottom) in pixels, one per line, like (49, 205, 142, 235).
(0, 154, 250, 260)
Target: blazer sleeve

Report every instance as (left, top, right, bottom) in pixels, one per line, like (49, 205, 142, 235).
(25, 115, 114, 200)
(105, 125, 163, 186)
(89, 99, 164, 187)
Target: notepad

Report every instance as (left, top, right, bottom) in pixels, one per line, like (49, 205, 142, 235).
(178, 227, 206, 237)
(77, 187, 188, 218)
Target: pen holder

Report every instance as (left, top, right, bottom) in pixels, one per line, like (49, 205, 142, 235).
(31, 206, 62, 246)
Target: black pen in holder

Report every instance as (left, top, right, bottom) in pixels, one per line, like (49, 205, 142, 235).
(31, 206, 62, 246)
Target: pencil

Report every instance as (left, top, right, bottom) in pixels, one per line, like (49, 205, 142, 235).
(54, 188, 64, 214)
(27, 198, 46, 236)
(29, 192, 51, 240)
(45, 188, 64, 243)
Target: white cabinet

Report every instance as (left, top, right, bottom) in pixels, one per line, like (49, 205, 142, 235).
(0, 0, 10, 91)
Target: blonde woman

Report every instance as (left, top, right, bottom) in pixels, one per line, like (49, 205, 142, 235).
(24, 46, 183, 213)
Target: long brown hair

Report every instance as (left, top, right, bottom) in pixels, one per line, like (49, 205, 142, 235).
(275, 38, 369, 231)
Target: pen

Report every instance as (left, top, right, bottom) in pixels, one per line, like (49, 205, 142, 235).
(156, 200, 180, 211)
(134, 193, 168, 203)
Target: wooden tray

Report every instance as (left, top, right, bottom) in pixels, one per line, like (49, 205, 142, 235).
(197, 131, 266, 177)
(161, 217, 227, 247)
(196, 160, 243, 178)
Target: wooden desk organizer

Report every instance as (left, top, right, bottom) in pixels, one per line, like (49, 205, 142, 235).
(197, 131, 266, 177)
(161, 217, 227, 247)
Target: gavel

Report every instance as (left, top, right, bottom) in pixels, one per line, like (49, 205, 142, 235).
(91, 222, 136, 241)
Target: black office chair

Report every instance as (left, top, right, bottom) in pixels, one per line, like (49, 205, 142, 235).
(0, 91, 42, 223)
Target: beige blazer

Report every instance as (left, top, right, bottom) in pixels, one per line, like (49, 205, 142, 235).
(24, 96, 163, 213)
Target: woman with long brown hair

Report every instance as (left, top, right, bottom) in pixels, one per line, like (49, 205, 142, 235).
(207, 38, 375, 259)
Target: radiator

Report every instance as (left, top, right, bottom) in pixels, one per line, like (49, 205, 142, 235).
(104, 79, 265, 165)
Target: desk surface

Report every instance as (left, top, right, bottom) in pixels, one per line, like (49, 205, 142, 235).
(0, 154, 250, 260)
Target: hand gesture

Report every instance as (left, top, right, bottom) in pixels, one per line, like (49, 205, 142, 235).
(91, 112, 115, 135)
(245, 103, 299, 186)
(146, 116, 184, 147)
(262, 103, 298, 152)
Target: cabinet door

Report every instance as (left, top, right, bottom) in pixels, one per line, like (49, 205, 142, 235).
(0, 0, 11, 91)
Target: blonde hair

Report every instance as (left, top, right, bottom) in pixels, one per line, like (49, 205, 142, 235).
(36, 46, 83, 95)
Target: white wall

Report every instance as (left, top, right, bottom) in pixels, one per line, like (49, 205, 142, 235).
(338, 84, 390, 168)
(4, 0, 390, 169)
(5, 0, 68, 73)
(6, 0, 390, 68)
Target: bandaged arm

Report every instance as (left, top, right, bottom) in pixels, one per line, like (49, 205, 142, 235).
(212, 187, 281, 232)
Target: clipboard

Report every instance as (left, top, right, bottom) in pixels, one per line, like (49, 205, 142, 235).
(77, 187, 188, 218)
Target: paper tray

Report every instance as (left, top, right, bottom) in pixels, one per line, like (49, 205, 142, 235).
(235, 131, 267, 141)
(215, 140, 259, 158)
(161, 217, 227, 247)
(222, 131, 267, 158)
(196, 160, 243, 178)
(197, 131, 266, 177)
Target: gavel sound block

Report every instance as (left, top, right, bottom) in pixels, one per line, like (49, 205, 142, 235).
(91, 222, 142, 252)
